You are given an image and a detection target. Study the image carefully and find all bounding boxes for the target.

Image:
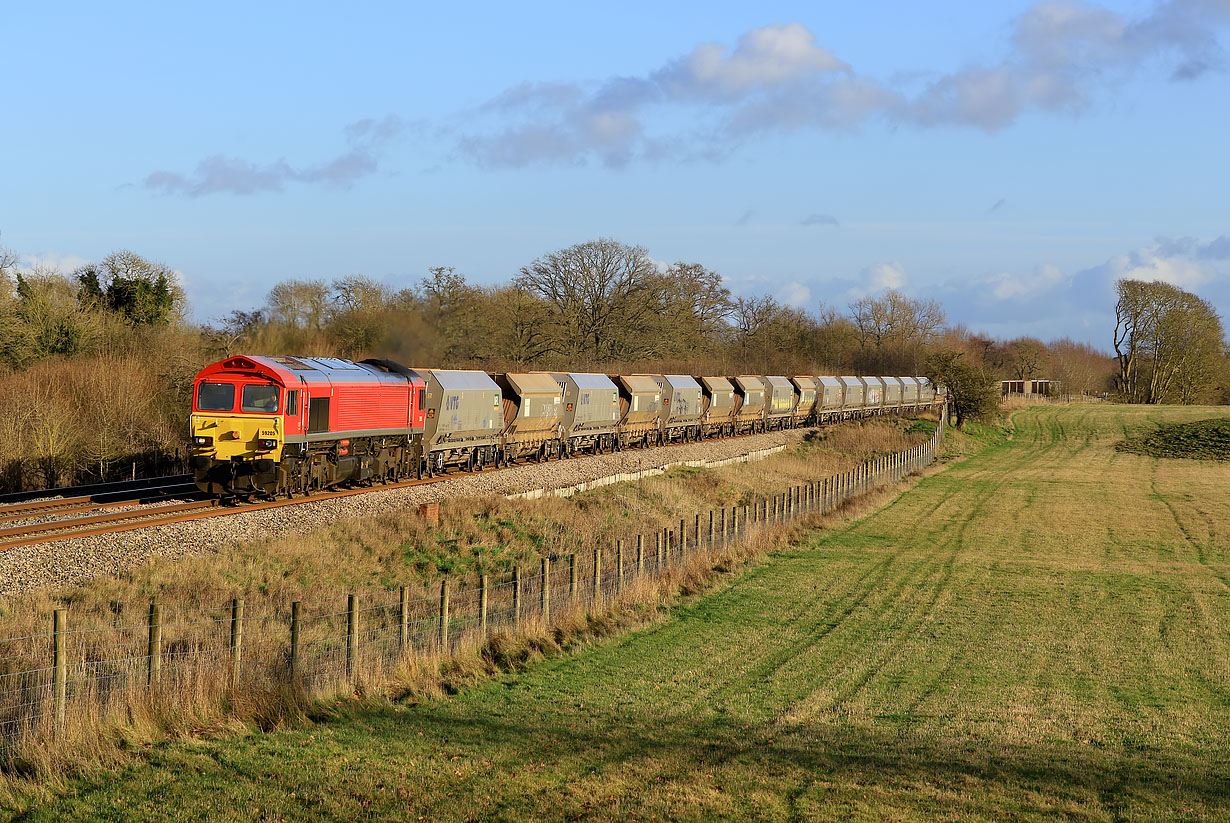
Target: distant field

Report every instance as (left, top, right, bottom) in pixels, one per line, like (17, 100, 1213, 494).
(21, 405, 1230, 822)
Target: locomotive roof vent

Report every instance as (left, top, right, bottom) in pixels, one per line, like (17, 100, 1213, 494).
(224, 357, 257, 370)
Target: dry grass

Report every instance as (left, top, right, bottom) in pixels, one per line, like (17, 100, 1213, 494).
(0, 416, 936, 801)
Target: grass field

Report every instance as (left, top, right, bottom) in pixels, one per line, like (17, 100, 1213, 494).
(15, 404, 1230, 822)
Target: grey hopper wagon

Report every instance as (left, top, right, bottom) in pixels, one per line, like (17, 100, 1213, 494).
(882, 377, 904, 408)
(838, 377, 866, 414)
(860, 377, 887, 410)
(652, 374, 704, 442)
(918, 377, 936, 403)
(730, 375, 768, 433)
(901, 377, 921, 406)
(699, 376, 738, 437)
(763, 376, 797, 429)
(817, 377, 845, 419)
(492, 372, 565, 462)
(416, 369, 503, 472)
(552, 372, 620, 454)
(790, 377, 819, 424)
(611, 374, 662, 447)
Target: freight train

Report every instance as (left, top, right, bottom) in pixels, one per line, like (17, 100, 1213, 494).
(189, 356, 946, 499)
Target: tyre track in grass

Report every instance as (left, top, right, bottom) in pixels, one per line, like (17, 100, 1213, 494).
(803, 425, 1042, 721)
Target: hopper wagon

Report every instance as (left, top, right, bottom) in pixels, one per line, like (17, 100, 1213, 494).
(493, 372, 565, 463)
(699, 376, 737, 438)
(612, 374, 663, 448)
(730, 376, 767, 434)
(553, 372, 620, 454)
(653, 374, 704, 442)
(790, 377, 819, 425)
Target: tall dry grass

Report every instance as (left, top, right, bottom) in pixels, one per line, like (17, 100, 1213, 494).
(0, 415, 940, 798)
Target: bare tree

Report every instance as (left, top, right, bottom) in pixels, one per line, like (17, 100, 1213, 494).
(849, 289, 945, 373)
(1006, 338, 1049, 380)
(516, 238, 660, 366)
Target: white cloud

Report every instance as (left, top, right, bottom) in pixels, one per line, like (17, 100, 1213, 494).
(1102, 236, 1229, 290)
(848, 262, 907, 298)
(455, 3, 1230, 167)
(654, 23, 849, 99)
(983, 262, 1068, 299)
(778, 280, 811, 307)
(17, 251, 91, 274)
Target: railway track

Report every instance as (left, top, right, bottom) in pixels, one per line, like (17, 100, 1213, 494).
(0, 471, 466, 551)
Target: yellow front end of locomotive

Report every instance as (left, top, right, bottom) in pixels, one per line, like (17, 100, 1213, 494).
(191, 414, 283, 462)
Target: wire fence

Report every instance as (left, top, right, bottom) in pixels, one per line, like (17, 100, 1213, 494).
(0, 412, 945, 755)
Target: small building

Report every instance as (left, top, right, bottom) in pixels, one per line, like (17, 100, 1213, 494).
(1002, 379, 1056, 397)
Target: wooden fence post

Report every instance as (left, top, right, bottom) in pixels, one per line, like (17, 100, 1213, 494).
(230, 597, 244, 686)
(708, 510, 714, 546)
(439, 578, 450, 649)
(147, 601, 162, 687)
(592, 548, 602, 602)
(616, 540, 624, 592)
(680, 518, 686, 553)
(732, 505, 739, 537)
(569, 554, 577, 598)
(636, 535, 644, 575)
(480, 574, 489, 636)
(290, 601, 301, 681)
(346, 594, 357, 680)
(399, 586, 409, 651)
(540, 557, 550, 622)
(694, 513, 700, 547)
(513, 567, 522, 625)
(53, 609, 66, 731)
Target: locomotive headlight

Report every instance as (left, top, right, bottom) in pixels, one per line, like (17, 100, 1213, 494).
(257, 438, 277, 451)
(194, 436, 213, 447)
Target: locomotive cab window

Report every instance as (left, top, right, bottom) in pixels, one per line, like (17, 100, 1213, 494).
(241, 384, 280, 414)
(198, 382, 235, 411)
(285, 390, 299, 416)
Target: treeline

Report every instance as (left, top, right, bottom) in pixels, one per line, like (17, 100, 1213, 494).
(0, 234, 1222, 491)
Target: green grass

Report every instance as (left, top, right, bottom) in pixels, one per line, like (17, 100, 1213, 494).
(14, 404, 1230, 822)
(1117, 416, 1230, 461)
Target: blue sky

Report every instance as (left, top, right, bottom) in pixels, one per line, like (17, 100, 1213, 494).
(3, 0, 1228, 347)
